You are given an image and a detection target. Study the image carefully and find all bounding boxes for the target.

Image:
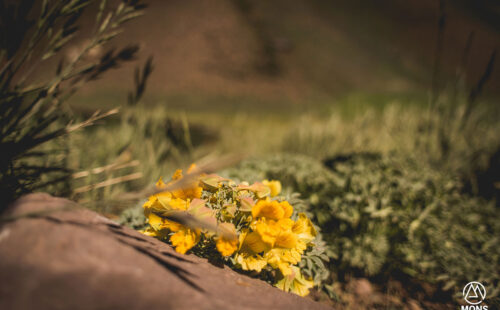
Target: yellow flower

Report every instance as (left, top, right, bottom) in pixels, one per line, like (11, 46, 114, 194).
(171, 169, 183, 181)
(292, 213, 317, 244)
(166, 165, 203, 200)
(140, 221, 170, 239)
(279, 201, 293, 218)
(275, 266, 314, 297)
(166, 198, 189, 211)
(143, 193, 189, 234)
(142, 189, 172, 217)
(216, 237, 238, 256)
(170, 227, 200, 254)
(241, 231, 270, 253)
(216, 223, 238, 256)
(265, 250, 293, 276)
(235, 252, 268, 273)
(264, 247, 303, 276)
(291, 270, 314, 296)
(237, 228, 248, 249)
(147, 213, 164, 231)
(143, 178, 189, 217)
(253, 219, 280, 246)
(236, 228, 269, 272)
(147, 212, 184, 232)
(252, 198, 293, 220)
(142, 171, 317, 295)
(249, 217, 296, 248)
(140, 227, 158, 237)
(265, 247, 302, 265)
(156, 177, 167, 188)
(263, 179, 282, 197)
(274, 230, 298, 249)
(172, 186, 203, 201)
(142, 182, 204, 254)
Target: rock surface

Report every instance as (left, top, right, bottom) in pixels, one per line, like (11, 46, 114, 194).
(0, 193, 332, 310)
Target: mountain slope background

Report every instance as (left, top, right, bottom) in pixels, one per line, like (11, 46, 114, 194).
(64, 0, 499, 111)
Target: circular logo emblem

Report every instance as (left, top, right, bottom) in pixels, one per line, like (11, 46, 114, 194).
(463, 281, 486, 305)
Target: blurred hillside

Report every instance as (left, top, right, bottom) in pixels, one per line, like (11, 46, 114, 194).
(66, 0, 500, 110)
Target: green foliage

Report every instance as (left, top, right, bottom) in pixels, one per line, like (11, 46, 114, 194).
(285, 190, 333, 294)
(225, 153, 499, 299)
(299, 230, 332, 295)
(118, 202, 147, 230)
(0, 0, 146, 206)
(223, 153, 344, 208)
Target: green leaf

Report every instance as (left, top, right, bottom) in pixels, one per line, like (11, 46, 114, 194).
(200, 174, 226, 191)
(239, 196, 255, 212)
(237, 182, 270, 198)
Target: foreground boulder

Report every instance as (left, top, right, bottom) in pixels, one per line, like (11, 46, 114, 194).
(0, 193, 332, 310)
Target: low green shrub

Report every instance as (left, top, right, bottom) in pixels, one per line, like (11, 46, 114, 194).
(224, 153, 499, 300)
(119, 202, 147, 230)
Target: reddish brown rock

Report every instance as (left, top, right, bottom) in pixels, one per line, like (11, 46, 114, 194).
(0, 193, 332, 310)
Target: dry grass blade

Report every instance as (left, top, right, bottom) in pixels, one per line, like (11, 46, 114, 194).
(66, 108, 120, 133)
(72, 160, 140, 179)
(162, 210, 218, 233)
(105, 153, 245, 207)
(74, 172, 143, 194)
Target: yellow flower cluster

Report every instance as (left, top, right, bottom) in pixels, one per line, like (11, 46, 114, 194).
(141, 166, 317, 297)
(235, 199, 316, 295)
(142, 164, 206, 254)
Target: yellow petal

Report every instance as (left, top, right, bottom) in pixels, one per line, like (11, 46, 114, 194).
(172, 169, 183, 180)
(264, 249, 293, 276)
(292, 213, 317, 244)
(187, 163, 199, 173)
(254, 220, 280, 246)
(276, 218, 294, 230)
(236, 253, 267, 272)
(265, 248, 301, 266)
(252, 198, 284, 220)
(274, 231, 298, 249)
(216, 223, 238, 256)
(162, 219, 184, 232)
(291, 268, 314, 297)
(238, 229, 249, 250)
(170, 228, 200, 254)
(278, 262, 293, 276)
(263, 180, 282, 197)
(279, 201, 293, 218)
(243, 231, 270, 253)
(155, 192, 172, 209)
(275, 266, 314, 296)
(275, 272, 294, 292)
(168, 198, 189, 210)
(172, 186, 203, 200)
(148, 213, 163, 231)
(216, 237, 238, 256)
(140, 227, 157, 237)
(156, 177, 166, 188)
